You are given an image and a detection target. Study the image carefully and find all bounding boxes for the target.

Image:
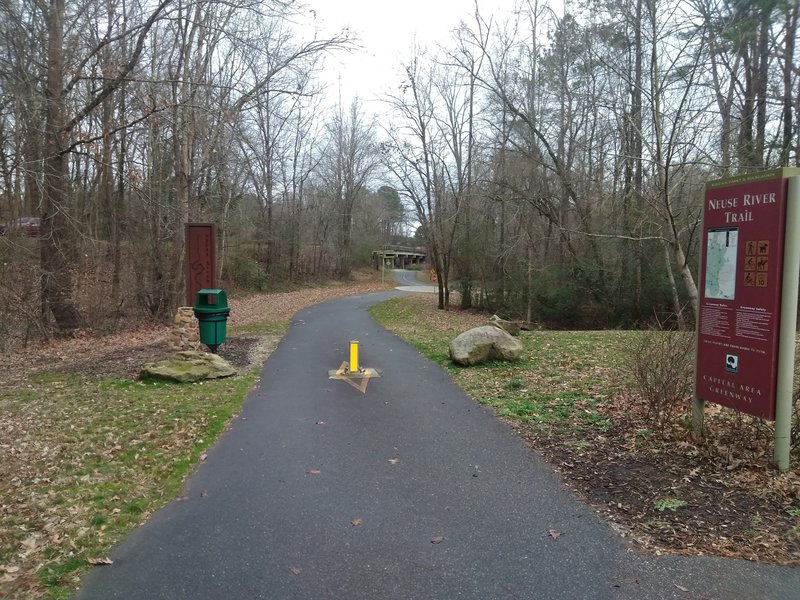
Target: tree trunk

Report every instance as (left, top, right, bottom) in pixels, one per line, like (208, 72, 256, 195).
(41, 0, 81, 332)
(754, 6, 771, 168)
(663, 241, 686, 329)
(336, 205, 353, 279)
(673, 241, 698, 323)
(781, 1, 798, 166)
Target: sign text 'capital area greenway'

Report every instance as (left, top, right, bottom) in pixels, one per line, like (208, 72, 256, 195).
(695, 168, 800, 470)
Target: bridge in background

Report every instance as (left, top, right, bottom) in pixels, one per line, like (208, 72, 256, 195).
(371, 245, 426, 269)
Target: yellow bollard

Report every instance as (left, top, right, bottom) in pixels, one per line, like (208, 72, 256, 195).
(349, 340, 359, 373)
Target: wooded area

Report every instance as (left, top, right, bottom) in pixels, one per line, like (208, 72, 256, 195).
(0, 0, 797, 346)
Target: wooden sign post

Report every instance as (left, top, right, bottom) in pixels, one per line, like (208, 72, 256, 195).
(185, 223, 217, 307)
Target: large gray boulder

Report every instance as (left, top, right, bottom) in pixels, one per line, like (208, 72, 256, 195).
(141, 351, 236, 383)
(449, 325, 524, 366)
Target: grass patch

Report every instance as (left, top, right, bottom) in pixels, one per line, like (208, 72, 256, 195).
(654, 498, 687, 512)
(565, 439, 591, 453)
(0, 371, 256, 599)
(228, 321, 288, 337)
(371, 295, 632, 437)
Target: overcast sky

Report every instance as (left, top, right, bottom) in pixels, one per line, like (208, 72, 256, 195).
(302, 0, 520, 107)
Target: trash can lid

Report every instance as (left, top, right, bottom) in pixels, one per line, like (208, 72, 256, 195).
(195, 289, 228, 309)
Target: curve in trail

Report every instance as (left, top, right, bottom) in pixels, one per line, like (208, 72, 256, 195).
(390, 268, 437, 293)
(74, 292, 799, 600)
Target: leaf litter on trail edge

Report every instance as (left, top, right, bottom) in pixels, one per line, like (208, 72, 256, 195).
(0, 273, 396, 596)
(87, 557, 114, 565)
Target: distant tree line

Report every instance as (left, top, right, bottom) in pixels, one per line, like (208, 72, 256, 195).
(384, 0, 798, 328)
(0, 0, 796, 344)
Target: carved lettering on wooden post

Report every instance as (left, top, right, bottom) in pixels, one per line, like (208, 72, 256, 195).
(185, 223, 216, 306)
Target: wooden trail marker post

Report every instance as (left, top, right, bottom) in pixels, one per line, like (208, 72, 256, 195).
(185, 223, 216, 306)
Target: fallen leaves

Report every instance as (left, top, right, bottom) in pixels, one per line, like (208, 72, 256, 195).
(547, 529, 562, 540)
(87, 557, 114, 566)
(0, 273, 394, 598)
(0, 565, 20, 583)
(289, 567, 302, 576)
(431, 536, 445, 544)
(17, 535, 39, 558)
(351, 518, 363, 527)
(376, 296, 800, 566)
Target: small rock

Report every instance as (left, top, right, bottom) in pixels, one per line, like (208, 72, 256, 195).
(488, 314, 522, 336)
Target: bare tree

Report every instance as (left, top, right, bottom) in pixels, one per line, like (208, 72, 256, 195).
(320, 98, 379, 279)
(40, 0, 172, 331)
(383, 51, 463, 309)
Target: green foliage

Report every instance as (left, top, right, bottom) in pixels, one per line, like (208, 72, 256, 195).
(223, 244, 268, 291)
(530, 265, 585, 326)
(38, 557, 85, 589)
(351, 238, 378, 268)
(413, 224, 426, 244)
(471, 236, 691, 329)
(504, 378, 524, 391)
(377, 185, 404, 221)
(654, 498, 687, 512)
(565, 439, 590, 452)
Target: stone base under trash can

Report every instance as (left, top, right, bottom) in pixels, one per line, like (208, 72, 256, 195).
(168, 307, 201, 352)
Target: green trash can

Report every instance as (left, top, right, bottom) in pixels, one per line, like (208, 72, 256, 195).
(193, 289, 230, 353)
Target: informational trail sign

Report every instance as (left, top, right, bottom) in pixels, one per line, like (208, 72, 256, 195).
(695, 168, 800, 421)
(185, 223, 217, 306)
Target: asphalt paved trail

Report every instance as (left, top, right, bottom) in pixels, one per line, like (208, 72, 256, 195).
(390, 268, 435, 290)
(75, 291, 800, 600)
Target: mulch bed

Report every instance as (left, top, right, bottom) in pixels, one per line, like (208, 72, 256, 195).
(520, 416, 800, 564)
